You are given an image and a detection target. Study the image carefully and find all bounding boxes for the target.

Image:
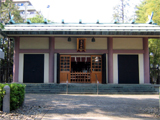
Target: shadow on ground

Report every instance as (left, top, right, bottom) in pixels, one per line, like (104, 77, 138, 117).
(24, 94, 159, 119)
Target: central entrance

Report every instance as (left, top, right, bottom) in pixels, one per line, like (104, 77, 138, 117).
(71, 56, 91, 83)
(59, 55, 102, 83)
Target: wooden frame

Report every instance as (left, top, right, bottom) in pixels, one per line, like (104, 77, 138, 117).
(60, 55, 71, 72)
(91, 55, 102, 83)
(91, 55, 102, 72)
(70, 72, 91, 83)
(59, 54, 102, 84)
(77, 38, 86, 52)
(60, 55, 71, 83)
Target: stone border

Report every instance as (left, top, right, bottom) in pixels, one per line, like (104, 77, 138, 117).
(3, 85, 10, 113)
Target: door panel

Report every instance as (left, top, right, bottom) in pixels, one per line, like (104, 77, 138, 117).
(91, 55, 102, 83)
(60, 55, 71, 83)
(118, 55, 139, 84)
(60, 72, 70, 83)
(23, 54, 44, 83)
(91, 72, 102, 83)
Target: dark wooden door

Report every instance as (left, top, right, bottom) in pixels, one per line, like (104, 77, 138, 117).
(118, 55, 139, 84)
(102, 54, 106, 84)
(23, 54, 44, 83)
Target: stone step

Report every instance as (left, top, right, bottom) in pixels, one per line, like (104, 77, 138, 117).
(25, 87, 156, 90)
(26, 87, 155, 90)
(25, 91, 158, 95)
(26, 90, 155, 92)
(25, 86, 155, 89)
(26, 85, 153, 88)
(24, 84, 158, 94)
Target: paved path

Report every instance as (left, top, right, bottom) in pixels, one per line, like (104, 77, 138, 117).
(25, 94, 159, 120)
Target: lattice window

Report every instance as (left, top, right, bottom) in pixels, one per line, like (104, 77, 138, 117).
(60, 55, 71, 71)
(77, 38, 86, 52)
(70, 72, 90, 83)
(91, 56, 102, 72)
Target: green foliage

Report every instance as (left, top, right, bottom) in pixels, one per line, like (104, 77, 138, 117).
(0, 83, 26, 111)
(149, 39, 160, 81)
(0, 23, 4, 29)
(9, 83, 26, 110)
(149, 39, 160, 67)
(0, 84, 6, 110)
(136, 0, 160, 82)
(1, 39, 14, 66)
(28, 15, 50, 23)
(0, 0, 23, 23)
(136, 0, 160, 25)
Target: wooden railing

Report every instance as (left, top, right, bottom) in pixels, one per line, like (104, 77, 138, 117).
(70, 72, 91, 83)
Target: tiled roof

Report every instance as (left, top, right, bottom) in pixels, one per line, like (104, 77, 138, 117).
(2, 23, 160, 36)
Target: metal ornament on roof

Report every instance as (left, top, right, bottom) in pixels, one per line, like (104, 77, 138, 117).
(148, 12, 154, 24)
(27, 19, 31, 24)
(114, 19, 118, 24)
(44, 18, 48, 24)
(97, 19, 99, 24)
(62, 19, 64, 24)
(79, 19, 82, 24)
(131, 19, 135, 24)
(8, 12, 15, 24)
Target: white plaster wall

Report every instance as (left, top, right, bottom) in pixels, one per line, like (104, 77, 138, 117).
(44, 53, 49, 83)
(113, 38, 143, 49)
(54, 53, 57, 83)
(55, 37, 107, 49)
(113, 54, 118, 84)
(18, 53, 49, 83)
(20, 37, 49, 49)
(55, 37, 77, 49)
(138, 54, 144, 84)
(18, 53, 24, 83)
(86, 38, 107, 49)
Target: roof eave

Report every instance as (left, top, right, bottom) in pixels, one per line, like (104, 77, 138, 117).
(3, 30, 160, 36)
(0, 29, 7, 38)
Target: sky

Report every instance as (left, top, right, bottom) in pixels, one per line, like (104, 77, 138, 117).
(30, 0, 141, 23)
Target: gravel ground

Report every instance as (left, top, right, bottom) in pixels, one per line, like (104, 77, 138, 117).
(139, 107, 160, 118)
(0, 94, 159, 120)
(0, 105, 48, 120)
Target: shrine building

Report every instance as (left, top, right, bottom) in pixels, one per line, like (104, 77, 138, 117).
(2, 21, 160, 84)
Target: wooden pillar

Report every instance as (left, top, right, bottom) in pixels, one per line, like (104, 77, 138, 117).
(13, 37, 19, 82)
(143, 37, 150, 83)
(49, 37, 55, 83)
(108, 37, 113, 83)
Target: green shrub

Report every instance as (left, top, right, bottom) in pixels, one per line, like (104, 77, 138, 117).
(0, 84, 6, 110)
(0, 83, 26, 111)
